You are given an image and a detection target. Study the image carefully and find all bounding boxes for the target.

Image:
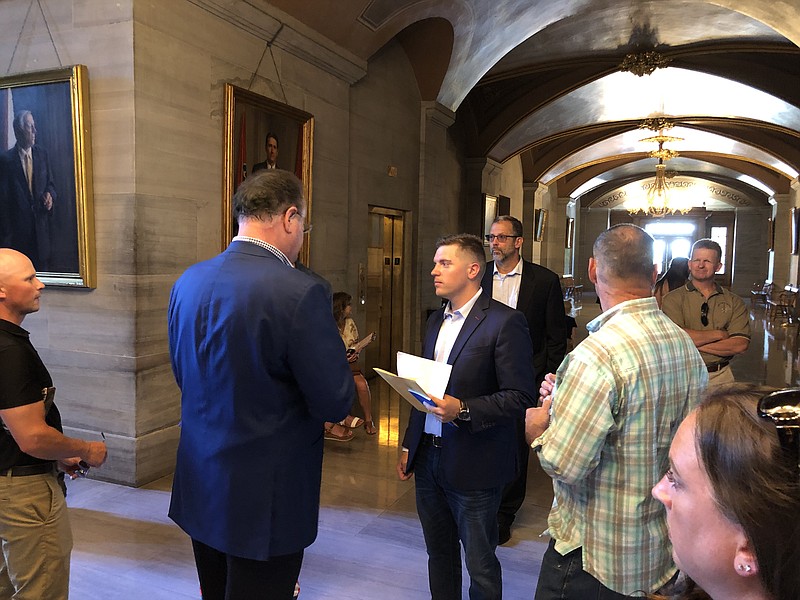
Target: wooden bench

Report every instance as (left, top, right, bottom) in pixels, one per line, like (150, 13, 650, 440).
(750, 281, 773, 309)
(767, 285, 798, 321)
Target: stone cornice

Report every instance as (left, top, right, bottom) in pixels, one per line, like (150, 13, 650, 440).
(186, 0, 367, 84)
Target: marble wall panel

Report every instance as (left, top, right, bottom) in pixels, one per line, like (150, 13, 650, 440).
(134, 194, 201, 275)
(74, 0, 133, 26)
(93, 193, 136, 275)
(51, 367, 136, 436)
(63, 425, 132, 484)
(135, 423, 181, 486)
(135, 362, 180, 437)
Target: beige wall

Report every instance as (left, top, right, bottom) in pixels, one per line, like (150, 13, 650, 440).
(1, 0, 468, 484)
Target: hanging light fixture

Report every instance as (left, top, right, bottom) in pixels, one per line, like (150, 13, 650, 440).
(626, 127, 692, 217)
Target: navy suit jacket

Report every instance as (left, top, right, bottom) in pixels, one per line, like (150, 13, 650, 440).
(401, 293, 536, 490)
(481, 259, 566, 385)
(167, 241, 354, 560)
(0, 145, 56, 270)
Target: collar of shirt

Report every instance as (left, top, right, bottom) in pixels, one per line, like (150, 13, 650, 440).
(232, 235, 294, 268)
(686, 279, 723, 297)
(17, 146, 31, 161)
(492, 257, 523, 279)
(444, 287, 483, 321)
(586, 296, 658, 334)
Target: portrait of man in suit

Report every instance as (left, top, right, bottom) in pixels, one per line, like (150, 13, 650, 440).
(397, 233, 536, 599)
(1, 110, 57, 272)
(480, 215, 567, 544)
(252, 132, 279, 173)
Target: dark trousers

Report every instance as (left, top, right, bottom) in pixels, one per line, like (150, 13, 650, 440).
(191, 539, 303, 600)
(414, 439, 504, 600)
(497, 417, 529, 529)
(534, 539, 628, 600)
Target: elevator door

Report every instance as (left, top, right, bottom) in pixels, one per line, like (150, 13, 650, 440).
(364, 208, 404, 376)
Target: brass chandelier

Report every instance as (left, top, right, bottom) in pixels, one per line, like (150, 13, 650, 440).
(626, 126, 691, 217)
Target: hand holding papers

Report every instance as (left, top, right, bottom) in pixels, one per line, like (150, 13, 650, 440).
(374, 352, 455, 425)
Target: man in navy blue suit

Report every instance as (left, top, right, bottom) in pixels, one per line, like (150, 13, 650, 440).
(168, 170, 354, 599)
(397, 233, 536, 599)
(0, 111, 57, 272)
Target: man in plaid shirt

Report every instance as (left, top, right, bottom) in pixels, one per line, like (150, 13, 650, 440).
(526, 224, 708, 598)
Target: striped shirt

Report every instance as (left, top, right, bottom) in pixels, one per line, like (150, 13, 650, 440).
(534, 297, 707, 595)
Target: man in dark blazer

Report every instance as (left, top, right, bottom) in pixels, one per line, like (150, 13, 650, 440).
(397, 233, 536, 599)
(252, 132, 279, 173)
(481, 215, 567, 545)
(0, 111, 56, 271)
(168, 170, 354, 599)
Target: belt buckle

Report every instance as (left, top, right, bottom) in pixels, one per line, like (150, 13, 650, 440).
(431, 435, 443, 448)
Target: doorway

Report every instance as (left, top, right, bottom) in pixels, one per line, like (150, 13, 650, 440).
(364, 208, 405, 376)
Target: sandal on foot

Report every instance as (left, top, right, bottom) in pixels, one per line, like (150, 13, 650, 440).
(338, 415, 364, 429)
(324, 423, 354, 442)
(364, 420, 377, 435)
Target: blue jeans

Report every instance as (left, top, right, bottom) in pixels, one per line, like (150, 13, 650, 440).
(534, 539, 628, 600)
(414, 440, 504, 600)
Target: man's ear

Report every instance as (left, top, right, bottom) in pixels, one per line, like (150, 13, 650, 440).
(588, 257, 598, 284)
(467, 261, 481, 280)
(651, 264, 658, 285)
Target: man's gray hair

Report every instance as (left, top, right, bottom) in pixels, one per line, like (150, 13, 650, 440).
(12, 110, 31, 138)
(593, 224, 654, 283)
(234, 170, 305, 222)
(493, 215, 523, 237)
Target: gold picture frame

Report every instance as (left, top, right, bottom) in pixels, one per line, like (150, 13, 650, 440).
(483, 194, 498, 245)
(1, 65, 95, 287)
(222, 84, 314, 265)
(534, 208, 547, 242)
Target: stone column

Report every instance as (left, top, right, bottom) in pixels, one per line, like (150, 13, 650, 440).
(416, 101, 456, 346)
(773, 192, 792, 287)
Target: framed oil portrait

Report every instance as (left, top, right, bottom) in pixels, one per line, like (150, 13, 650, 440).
(534, 208, 547, 242)
(483, 194, 498, 245)
(222, 84, 314, 265)
(767, 216, 774, 252)
(0, 65, 95, 287)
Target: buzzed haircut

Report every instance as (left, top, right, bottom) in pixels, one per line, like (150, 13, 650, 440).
(593, 224, 654, 283)
(436, 233, 486, 279)
(691, 238, 722, 264)
(234, 169, 304, 222)
(493, 215, 523, 237)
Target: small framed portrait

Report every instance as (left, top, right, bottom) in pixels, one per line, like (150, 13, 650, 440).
(222, 84, 314, 265)
(534, 208, 548, 242)
(483, 194, 498, 245)
(1, 65, 95, 287)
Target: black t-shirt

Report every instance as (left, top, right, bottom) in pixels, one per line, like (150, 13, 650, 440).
(0, 319, 61, 470)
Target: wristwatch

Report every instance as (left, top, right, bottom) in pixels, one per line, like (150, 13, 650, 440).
(458, 400, 471, 421)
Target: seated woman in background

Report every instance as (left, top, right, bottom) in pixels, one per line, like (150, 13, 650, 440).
(654, 257, 690, 307)
(324, 292, 377, 440)
(651, 383, 800, 600)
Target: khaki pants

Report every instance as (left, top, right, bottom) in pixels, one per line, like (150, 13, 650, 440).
(0, 472, 72, 600)
(707, 364, 735, 387)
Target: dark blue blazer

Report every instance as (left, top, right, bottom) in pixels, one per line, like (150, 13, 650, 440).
(481, 259, 566, 386)
(0, 145, 56, 270)
(167, 241, 354, 560)
(401, 292, 536, 490)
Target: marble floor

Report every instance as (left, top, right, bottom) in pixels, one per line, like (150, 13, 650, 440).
(65, 298, 796, 599)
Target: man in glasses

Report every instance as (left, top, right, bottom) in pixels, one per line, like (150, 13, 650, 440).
(662, 238, 750, 386)
(167, 170, 354, 599)
(480, 215, 566, 545)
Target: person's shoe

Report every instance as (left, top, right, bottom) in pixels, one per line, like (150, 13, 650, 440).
(498, 523, 511, 545)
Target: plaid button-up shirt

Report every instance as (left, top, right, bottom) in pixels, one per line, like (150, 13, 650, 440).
(534, 297, 707, 595)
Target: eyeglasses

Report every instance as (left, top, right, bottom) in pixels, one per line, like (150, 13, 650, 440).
(303, 223, 313, 234)
(484, 234, 520, 243)
(700, 302, 709, 326)
(757, 389, 800, 476)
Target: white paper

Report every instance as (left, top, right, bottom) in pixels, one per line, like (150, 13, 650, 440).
(396, 351, 452, 399)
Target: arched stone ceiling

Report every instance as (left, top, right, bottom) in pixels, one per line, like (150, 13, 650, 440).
(265, 0, 800, 208)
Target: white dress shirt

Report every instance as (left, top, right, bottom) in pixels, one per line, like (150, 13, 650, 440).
(491, 258, 523, 309)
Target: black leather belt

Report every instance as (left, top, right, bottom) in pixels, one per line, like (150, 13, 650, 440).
(421, 433, 443, 448)
(707, 360, 731, 373)
(0, 463, 55, 477)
